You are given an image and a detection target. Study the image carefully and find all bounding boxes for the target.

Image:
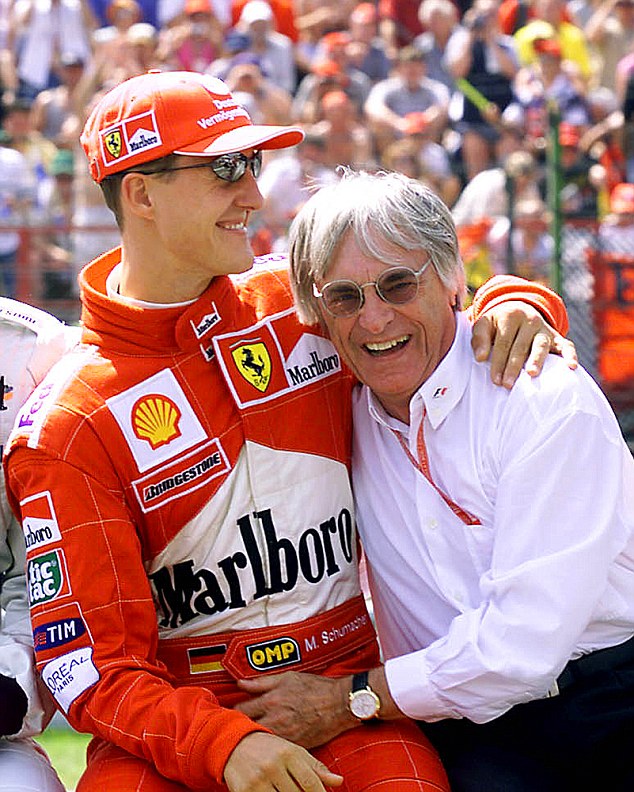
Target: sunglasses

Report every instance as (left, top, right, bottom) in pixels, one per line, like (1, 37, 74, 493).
(136, 150, 263, 183)
(313, 259, 431, 318)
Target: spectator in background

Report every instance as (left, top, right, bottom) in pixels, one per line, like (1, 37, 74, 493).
(0, 144, 34, 297)
(399, 110, 462, 205)
(559, 121, 605, 218)
(446, 0, 520, 181)
(584, 0, 634, 93)
(292, 30, 372, 123)
(33, 146, 76, 304)
(91, 0, 145, 84)
(513, 36, 590, 157)
(232, 0, 296, 94)
(364, 45, 450, 158)
(257, 129, 338, 252)
(345, 2, 392, 84)
(159, 0, 223, 72)
(6, 0, 94, 101)
(452, 148, 542, 227)
(309, 88, 374, 169)
(414, 0, 462, 93)
(515, 0, 593, 82)
(231, 0, 298, 41)
(598, 181, 634, 251)
(223, 55, 293, 124)
(377, 0, 425, 56)
(30, 52, 86, 147)
(0, 98, 58, 218)
(488, 195, 554, 282)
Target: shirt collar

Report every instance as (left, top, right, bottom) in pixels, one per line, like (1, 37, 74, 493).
(364, 312, 471, 431)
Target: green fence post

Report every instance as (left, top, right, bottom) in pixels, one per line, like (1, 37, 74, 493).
(546, 102, 563, 293)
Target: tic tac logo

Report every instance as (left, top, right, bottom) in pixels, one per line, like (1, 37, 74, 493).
(131, 394, 182, 450)
(246, 637, 300, 672)
(28, 549, 69, 606)
(231, 342, 271, 392)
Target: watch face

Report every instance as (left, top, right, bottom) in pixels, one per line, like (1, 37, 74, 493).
(350, 689, 379, 719)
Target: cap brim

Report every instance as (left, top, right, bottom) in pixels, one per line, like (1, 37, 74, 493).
(174, 125, 305, 157)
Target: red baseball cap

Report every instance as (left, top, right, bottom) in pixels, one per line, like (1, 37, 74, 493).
(81, 71, 304, 183)
(533, 37, 561, 58)
(610, 183, 634, 213)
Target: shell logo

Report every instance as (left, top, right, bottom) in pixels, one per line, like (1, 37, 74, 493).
(131, 394, 182, 449)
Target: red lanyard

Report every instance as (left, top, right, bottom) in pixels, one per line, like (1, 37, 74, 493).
(393, 411, 480, 527)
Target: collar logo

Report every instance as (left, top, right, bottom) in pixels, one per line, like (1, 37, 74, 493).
(231, 342, 271, 392)
(132, 394, 182, 449)
(104, 129, 122, 159)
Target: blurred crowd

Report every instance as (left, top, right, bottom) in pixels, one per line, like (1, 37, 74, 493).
(2, 0, 634, 305)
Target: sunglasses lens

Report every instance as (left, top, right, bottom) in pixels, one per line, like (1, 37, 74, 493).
(377, 267, 419, 304)
(211, 152, 262, 182)
(321, 282, 362, 316)
(251, 150, 263, 178)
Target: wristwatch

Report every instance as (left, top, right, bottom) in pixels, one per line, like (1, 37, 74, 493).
(348, 671, 381, 720)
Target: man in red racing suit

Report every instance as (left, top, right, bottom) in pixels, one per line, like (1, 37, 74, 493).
(4, 71, 570, 792)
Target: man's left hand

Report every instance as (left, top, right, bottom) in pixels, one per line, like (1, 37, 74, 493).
(235, 671, 352, 749)
(471, 300, 578, 389)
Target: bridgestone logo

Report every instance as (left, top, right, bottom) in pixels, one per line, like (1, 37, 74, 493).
(143, 452, 221, 502)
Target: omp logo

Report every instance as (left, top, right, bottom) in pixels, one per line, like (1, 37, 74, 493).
(231, 342, 271, 392)
(132, 394, 182, 449)
(104, 129, 122, 158)
(246, 638, 300, 672)
(28, 549, 67, 605)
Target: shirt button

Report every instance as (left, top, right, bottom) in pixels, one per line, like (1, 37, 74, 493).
(427, 518, 438, 530)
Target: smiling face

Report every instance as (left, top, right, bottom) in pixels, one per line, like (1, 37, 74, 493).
(317, 233, 457, 423)
(120, 151, 264, 301)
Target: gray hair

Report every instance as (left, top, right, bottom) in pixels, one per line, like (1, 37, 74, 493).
(289, 168, 466, 326)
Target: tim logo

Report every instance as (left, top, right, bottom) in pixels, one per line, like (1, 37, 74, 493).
(433, 387, 448, 398)
(132, 394, 182, 449)
(232, 342, 271, 393)
(246, 638, 300, 672)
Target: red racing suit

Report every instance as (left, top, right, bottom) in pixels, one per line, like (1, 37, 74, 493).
(4, 250, 567, 790)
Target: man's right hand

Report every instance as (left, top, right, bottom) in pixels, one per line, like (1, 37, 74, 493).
(223, 732, 343, 792)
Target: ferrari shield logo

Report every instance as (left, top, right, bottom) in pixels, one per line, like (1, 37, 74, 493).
(104, 129, 122, 159)
(232, 343, 271, 392)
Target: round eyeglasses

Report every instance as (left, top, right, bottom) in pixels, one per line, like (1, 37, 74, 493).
(312, 259, 431, 318)
(134, 150, 263, 183)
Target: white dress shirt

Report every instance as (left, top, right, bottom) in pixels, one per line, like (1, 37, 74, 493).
(352, 311, 634, 724)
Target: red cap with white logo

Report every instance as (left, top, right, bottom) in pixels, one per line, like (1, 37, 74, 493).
(81, 70, 304, 183)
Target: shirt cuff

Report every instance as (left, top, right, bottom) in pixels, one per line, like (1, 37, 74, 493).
(385, 651, 454, 722)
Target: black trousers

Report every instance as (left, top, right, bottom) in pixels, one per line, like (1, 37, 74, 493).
(421, 637, 634, 791)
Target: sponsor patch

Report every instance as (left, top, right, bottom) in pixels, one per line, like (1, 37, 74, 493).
(100, 109, 162, 171)
(28, 548, 71, 606)
(188, 644, 227, 674)
(246, 637, 301, 672)
(214, 311, 341, 408)
(190, 304, 221, 339)
(20, 491, 62, 551)
(232, 341, 271, 392)
(107, 369, 207, 473)
(41, 647, 99, 713)
(34, 616, 87, 653)
(132, 438, 229, 512)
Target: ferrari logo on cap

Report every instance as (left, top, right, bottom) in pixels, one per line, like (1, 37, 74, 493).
(132, 394, 182, 449)
(232, 342, 271, 392)
(104, 129, 123, 159)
